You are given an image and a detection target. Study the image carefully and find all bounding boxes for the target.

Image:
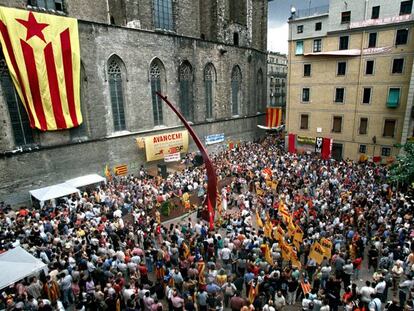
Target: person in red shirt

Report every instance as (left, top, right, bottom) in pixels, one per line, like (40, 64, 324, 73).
(342, 287, 353, 304)
(353, 257, 363, 280)
(18, 207, 28, 217)
(139, 262, 149, 284)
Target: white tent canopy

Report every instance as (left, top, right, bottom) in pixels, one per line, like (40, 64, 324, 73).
(0, 247, 47, 290)
(65, 174, 106, 188)
(29, 183, 80, 202)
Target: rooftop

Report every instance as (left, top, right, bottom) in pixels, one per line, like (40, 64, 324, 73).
(291, 5, 329, 20)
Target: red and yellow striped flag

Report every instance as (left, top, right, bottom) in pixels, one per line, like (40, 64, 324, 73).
(265, 107, 282, 128)
(0, 7, 81, 131)
(114, 164, 128, 176)
(248, 281, 259, 304)
(263, 243, 274, 265)
(255, 210, 264, 228)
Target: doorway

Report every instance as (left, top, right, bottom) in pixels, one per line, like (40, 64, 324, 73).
(331, 143, 343, 161)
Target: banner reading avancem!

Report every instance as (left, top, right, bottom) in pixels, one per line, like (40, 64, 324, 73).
(144, 130, 189, 161)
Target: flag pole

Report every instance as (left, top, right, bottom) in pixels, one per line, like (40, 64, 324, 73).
(156, 92, 217, 230)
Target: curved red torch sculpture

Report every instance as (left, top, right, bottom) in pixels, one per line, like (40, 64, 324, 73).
(156, 92, 217, 230)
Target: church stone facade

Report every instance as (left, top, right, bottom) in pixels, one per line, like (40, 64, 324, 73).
(0, 0, 268, 205)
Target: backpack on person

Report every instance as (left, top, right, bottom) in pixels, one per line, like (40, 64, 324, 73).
(224, 283, 235, 296)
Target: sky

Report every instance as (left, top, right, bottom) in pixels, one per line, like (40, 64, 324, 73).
(268, 0, 329, 54)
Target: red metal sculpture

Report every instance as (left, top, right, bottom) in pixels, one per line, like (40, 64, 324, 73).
(156, 92, 217, 230)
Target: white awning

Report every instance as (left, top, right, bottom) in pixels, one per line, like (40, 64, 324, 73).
(29, 183, 80, 202)
(0, 247, 47, 290)
(257, 124, 285, 131)
(65, 174, 106, 188)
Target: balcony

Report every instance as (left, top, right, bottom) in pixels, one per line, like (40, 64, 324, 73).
(294, 5, 329, 19)
(269, 71, 287, 78)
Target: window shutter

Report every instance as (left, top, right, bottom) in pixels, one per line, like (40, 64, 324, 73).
(387, 89, 400, 108)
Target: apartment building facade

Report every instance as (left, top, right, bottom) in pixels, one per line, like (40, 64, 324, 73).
(287, 0, 414, 161)
(267, 51, 287, 111)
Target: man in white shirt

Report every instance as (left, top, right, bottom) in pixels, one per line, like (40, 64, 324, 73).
(374, 277, 386, 303)
(360, 281, 375, 304)
(220, 246, 232, 265)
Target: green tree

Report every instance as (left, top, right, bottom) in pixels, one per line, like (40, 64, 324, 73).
(388, 141, 414, 186)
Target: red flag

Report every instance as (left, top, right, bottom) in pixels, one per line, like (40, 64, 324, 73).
(321, 138, 333, 160)
(288, 133, 296, 153)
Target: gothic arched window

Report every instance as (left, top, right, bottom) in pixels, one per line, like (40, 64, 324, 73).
(231, 65, 242, 116)
(179, 61, 193, 121)
(0, 58, 34, 146)
(150, 59, 165, 126)
(153, 0, 174, 30)
(204, 63, 216, 119)
(108, 56, 126, 131)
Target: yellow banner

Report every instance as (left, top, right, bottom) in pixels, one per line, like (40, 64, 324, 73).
(293, 226, 303, 244)
(0, 6, 81, 130)
(309, 242, 325, 265)
(291, 249, 301, 269)
(274, 225, 285, 242)
(256, 210, 263, 228)
(280, 240, 292, 261)
(256, 188, 265, 196)
(264, 220, 273, 239)
(287, 220, 297, 238)
(320, 238, 332, 259)
(144, 130, 189, 161)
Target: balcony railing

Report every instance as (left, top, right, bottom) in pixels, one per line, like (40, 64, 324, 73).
(270, 82, 286, 87)
(294, 5, 329, 19)
(269, 71, 287, 78)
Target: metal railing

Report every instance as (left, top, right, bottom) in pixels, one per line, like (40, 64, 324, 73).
(268, 71, 287, 77)
(295, 5, 329, 19)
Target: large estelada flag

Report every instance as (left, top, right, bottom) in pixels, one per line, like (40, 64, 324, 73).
(258, 107, 283, 130)
(0, 6, 81, 131)
(265, 107, 282, 128)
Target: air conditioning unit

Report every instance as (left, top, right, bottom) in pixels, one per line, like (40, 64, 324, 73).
(126, 20, 141, 29)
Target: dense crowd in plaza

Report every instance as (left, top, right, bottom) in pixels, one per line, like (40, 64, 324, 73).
(0, 135, 413, 311)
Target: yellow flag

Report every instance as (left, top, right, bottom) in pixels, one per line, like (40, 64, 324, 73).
(309, 242, 325, 265)
(320, 238, 333, 259)
(248, 282, 259, 304)
(0, 6, 81, 130)
(264, 218, 273, 239)
(280, 240, 292, 261)
(291, 249, 302, 270)
(274, 225, 285, 242)
(266, 180, 273, 188)
(294, 227, 304, 243)
(262, 243, 274, 265)
(256, 210, 264, 228)
(287, 219, 297, 238)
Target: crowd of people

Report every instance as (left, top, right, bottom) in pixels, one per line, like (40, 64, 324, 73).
(0, 135, 413, 311)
